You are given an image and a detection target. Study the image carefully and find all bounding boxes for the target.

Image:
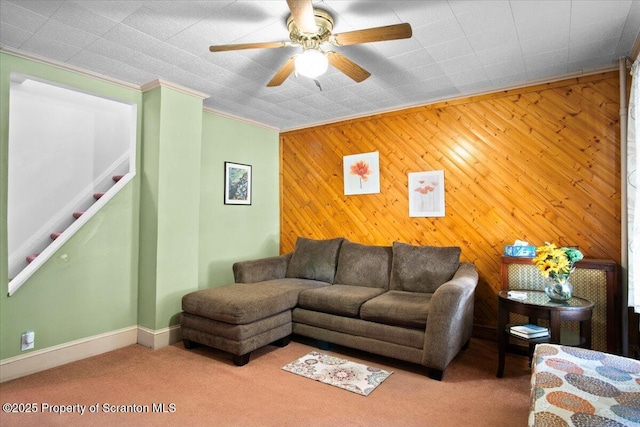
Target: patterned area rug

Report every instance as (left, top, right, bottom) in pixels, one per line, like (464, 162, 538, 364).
(282, 351, 393, 396)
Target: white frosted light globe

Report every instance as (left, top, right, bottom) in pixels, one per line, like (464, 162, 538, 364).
(295, 50, 328, 78)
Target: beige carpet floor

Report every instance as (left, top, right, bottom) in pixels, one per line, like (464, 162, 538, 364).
(0, 337, 531, 426)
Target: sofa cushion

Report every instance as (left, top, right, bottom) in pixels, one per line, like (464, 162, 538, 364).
(360, 290, 432, 328)
(390, 242, 461, 293)
(182, 278, 329, 324)
(298, 285, 387, 317)
(334, 241, 392, 289)
(292, 308, 425, 349)
(285, 237, 344, 283)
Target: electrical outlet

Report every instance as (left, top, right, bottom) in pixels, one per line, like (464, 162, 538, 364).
(21, 331, 34, 351)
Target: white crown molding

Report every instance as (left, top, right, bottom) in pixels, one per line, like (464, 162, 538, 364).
(2, 45, 619, 136)
(281, 63, 620, 132)
(1, 46, 210, 105)
(0, 45, 140, 91)
(202, 106, 280, 132)
(140, 78, 209, 100)
(0, 326, 138, 383)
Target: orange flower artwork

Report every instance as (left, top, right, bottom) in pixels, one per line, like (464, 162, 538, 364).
(414, 180, 438, 194)
(350, 160, 371, 188)
(343, 152, 380, 195)
(408, 171, 445, 217)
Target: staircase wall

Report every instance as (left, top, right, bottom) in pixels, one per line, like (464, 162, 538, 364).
(0, 51, 142, 360)
(7, 76, 134, 278)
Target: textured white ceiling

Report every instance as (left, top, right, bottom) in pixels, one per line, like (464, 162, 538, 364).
(1, 0, 639, 131)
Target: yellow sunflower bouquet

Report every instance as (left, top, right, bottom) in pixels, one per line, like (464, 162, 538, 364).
(533, 243, 584, 280)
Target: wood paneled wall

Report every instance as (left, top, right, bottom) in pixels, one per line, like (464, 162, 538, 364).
(280, 71, 621, 331)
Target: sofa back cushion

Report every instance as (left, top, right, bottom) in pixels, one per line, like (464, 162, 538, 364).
(285, 237, 344, 283)
(390, 242, 461, 293)
(334, 241, 392, 289)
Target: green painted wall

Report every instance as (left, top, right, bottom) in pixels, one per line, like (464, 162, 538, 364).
(199, 112, 280, 289)
(0, 51, 280, 363)
(0, 52, 142, 360)
(139, 85, 203, 330)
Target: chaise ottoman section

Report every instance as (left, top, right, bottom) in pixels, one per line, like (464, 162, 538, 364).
(181, 311, 292, 364)
(182, 310, 292, 342)
(181, 278, 330, 365)
(182, 279, 326, 324)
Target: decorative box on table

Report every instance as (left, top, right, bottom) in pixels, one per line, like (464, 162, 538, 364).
(503, 245, 536, 257)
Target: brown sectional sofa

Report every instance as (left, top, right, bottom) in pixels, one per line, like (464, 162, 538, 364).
(181, 237, 479, 380)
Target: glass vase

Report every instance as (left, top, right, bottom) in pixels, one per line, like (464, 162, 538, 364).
(544, 277, 573, 302)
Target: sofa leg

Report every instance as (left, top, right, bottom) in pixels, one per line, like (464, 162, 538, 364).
(183, 339, 199, 350)
(427, 368, 444, 381)
(233, 353, 251, 366)
(317, 340, 331, 350)
(272, 335, 291, 347)
(462, 339, 471, 351)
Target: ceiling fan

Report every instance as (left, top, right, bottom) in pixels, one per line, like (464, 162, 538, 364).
(209, 0, 412, 87)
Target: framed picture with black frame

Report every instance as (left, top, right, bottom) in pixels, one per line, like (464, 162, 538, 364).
(224, 161, 252, 205)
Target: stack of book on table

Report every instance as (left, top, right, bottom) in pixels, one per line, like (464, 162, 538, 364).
(507, 290, 528, 300)
(509, 324, 549, 339)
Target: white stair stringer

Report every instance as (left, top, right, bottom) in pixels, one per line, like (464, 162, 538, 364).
(7, 172, 135, 296)
(7, 153, 131, 279)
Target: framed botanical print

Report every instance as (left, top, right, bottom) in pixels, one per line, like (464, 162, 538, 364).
(408, 170, 445, 217)
(343, 151, 381, 195)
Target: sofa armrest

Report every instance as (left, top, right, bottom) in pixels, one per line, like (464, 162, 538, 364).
(232, 253, 292, 283)
(422, 262, 479, 371)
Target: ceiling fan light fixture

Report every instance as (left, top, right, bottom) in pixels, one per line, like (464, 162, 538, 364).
(294, 49, 328, 78)
(209, 1, 413, 87)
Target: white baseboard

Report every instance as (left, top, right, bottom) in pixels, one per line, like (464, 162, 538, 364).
(137, 325, 182, 350)
(0, 325, 182, 383)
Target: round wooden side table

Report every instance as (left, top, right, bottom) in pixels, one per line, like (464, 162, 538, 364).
(496, 289, 594, 378)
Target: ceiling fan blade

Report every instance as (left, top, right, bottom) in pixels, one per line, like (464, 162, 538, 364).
(286, 0, 317, 34)
(267, 57, 296, 87)
(331, 23, 412, 46)
(210, 41, 290, 52)
(327, 52, 371, 83)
